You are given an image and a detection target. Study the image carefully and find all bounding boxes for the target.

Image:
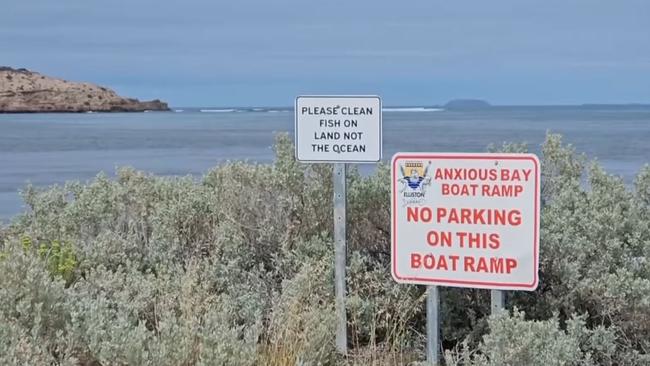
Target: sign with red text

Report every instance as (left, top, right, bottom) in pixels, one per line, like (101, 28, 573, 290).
(295, 95, 382, 163)
(391, 153, 540, 290)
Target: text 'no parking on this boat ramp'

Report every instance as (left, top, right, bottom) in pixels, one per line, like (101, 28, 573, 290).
(391, 153, 540, 290)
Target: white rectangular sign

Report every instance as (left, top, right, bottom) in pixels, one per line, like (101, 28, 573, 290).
(391, 153, 540, 290)
(295, 95, 382, 163)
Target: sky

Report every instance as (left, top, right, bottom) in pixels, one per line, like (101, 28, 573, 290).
(1, 0, 649, 107)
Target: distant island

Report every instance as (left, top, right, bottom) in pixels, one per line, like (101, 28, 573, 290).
(443, 99, 491, 110)
(0, 67, 169, 113)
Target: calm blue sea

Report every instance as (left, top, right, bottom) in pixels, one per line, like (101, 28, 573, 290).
(1, 106, 649, 222)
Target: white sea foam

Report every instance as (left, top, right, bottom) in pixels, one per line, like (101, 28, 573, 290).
(383, 107, 444, 112)
(200, 109, 236, 113)
(174, 109, 184, 113)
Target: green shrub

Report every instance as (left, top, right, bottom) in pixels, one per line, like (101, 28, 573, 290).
(444, 310, 619, 366)
(0, 242, 76, 365)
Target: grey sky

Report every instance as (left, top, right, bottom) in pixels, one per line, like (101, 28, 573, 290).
(1, 0, 649, 106)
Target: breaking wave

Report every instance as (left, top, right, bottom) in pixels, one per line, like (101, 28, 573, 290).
(200, 109, 237, 113)
(198, 108, 292, 113)
(194, 107, 441, 113)
(382, 107, 443, 112)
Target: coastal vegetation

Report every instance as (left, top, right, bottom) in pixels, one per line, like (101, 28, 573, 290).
(0, 133, 648, 365)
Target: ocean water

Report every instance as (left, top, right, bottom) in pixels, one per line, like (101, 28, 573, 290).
(0, 106, 649, 222)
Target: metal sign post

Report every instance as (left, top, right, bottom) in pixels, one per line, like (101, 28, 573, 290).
(426, 285, 440, 365)
(491, 290, 506, 314)
(333, 163, 347, 354)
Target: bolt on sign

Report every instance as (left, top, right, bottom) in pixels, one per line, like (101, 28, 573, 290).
(295, 95, 382, 163)
(391, 153, 540, 290)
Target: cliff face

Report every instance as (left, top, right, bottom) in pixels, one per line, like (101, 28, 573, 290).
(0, 67, 169, 113)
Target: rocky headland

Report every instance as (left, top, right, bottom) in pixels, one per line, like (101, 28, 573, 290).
(0, 67, 169, 113)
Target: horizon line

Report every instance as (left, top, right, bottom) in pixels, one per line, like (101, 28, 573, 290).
(171, 102, 650, 109)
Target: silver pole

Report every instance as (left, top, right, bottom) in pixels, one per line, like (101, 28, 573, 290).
(491, 290, 506, 314)
(333, 163, 347, 354)
(426, 285, 440, 365)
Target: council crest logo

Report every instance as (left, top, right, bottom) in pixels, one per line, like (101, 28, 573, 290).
(398, 160, 432, 206)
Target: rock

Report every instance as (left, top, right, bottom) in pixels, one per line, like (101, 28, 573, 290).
(444, 99, 491, 110)
(0, 67, 170, 113)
